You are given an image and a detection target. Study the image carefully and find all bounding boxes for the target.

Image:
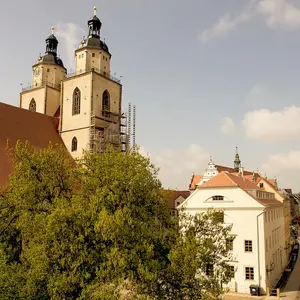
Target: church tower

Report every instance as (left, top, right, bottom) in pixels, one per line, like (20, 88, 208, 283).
(60, 7, 123, 159)
(234, 147, 241, 171)
(20, 27, 67, 116)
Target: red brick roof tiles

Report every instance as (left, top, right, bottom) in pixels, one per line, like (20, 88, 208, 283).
(0, 103, 65, 187)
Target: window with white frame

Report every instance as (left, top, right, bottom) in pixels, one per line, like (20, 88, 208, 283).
(245, 267, 254, 280)
(245, 240, 253, 252)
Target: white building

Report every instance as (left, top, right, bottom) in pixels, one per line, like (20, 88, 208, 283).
(179, 171, 287, 296)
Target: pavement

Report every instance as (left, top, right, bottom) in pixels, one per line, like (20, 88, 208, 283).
(278, 238, 300, 300)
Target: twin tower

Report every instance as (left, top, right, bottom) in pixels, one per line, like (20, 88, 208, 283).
(20, 8, 125, 158)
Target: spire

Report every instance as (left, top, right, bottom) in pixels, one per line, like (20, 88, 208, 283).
(45, 26, 58, 56)
(37, 26, 65, 69)
(87, 6, 102, 39)
(234, 146, 241, 170)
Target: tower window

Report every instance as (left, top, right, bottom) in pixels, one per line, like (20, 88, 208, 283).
(29, 99, 36, 112)
(71, 137, 78, 152)
(102, 90, 110, 117)
(72, 87, 81, 115)
(92, 53, 95, 57)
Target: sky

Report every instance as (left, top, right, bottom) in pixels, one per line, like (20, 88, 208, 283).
(2, 0, 300, 191)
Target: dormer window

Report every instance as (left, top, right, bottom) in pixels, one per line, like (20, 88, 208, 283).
(212, 195, 224, 201)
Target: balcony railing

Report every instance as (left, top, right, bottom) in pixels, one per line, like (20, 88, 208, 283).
(22, 81, 61, 92)
(66, 68, 121, 84)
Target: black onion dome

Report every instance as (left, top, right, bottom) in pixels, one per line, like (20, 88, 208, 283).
(55, 57, 64, 68)
(38, 54, 65, 69)
(37, 27, 66, 70)
(88, 15, 102, 29)
(87, 8, 102, 38)
(46, 34, 58, 42)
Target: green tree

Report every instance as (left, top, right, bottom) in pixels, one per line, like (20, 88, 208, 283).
(0, 142, 233, 299)
(166, 210, 234, 299)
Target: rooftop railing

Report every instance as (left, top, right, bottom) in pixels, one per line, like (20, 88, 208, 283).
(22, 81, 61, 92)
(66, 68, 121, 84)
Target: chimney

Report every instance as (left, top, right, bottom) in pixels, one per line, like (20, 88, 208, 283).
(252, 171, 257, 183)
(239, 166, 244, 178)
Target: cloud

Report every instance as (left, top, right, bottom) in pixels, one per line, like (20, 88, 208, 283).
(258, 0, 300, 29)
(140, 145, 210, 190)
(220, 117, 236, 135)
(243, 106, 300, 141)
(200, 0, 300, 43)
(200, 5, 255, 43)
(261, 149, 300, 191)
(246, 84, 270, 103)
(55, 22, 85, 71)
(245, 84, 278, 109)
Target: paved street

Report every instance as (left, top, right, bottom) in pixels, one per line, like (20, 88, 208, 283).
(279, 238, 300, 300)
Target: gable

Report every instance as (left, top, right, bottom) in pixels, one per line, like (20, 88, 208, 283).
(257, 178, 284, 202)
(180, 187, 265, 210)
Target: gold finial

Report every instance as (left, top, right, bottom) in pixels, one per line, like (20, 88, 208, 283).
(51, 26, 55, 34)
(94, 6, 97, 16)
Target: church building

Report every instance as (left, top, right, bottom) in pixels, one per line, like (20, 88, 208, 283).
(0, 8, 127, 186)
(20, 7, 126, 158)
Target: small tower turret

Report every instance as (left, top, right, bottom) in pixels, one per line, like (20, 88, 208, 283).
(88, 7, 102, 38)
(234, 146, 241, 171)
(45, 26, 58, 55)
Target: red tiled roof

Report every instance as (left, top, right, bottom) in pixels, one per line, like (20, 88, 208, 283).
(198, 171, 258, 190)
(198, 172, 282, 208)
(190, 165, 256, 190)
(189, 174, 203, 190)
(0, 103, 65, 187)
(215, 165, 253, 175)
(266, 178, 276, 187)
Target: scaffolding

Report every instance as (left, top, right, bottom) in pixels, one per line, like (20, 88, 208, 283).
(89, 110, 127, 155)
(126, 103, 136, 150)
(89, 103, 135, 155)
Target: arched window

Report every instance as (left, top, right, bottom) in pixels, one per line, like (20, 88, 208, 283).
(29, 99, 36, 112)
(71, 137, 78, 152)
(72, 87, 81, 115)
(212, 195, 224, 201)
(102, 90, 110, 117)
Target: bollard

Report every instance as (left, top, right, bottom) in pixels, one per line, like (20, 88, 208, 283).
(276, 288, 280, 298)
(266, 287, 270, 296)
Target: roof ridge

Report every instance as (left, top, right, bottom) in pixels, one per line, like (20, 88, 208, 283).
(223, 171, 239, 187)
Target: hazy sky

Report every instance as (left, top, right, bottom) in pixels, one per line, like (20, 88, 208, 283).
(2, 0, 300, 191)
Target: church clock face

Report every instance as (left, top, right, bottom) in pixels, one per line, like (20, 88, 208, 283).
(34, 67, 41, 77)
